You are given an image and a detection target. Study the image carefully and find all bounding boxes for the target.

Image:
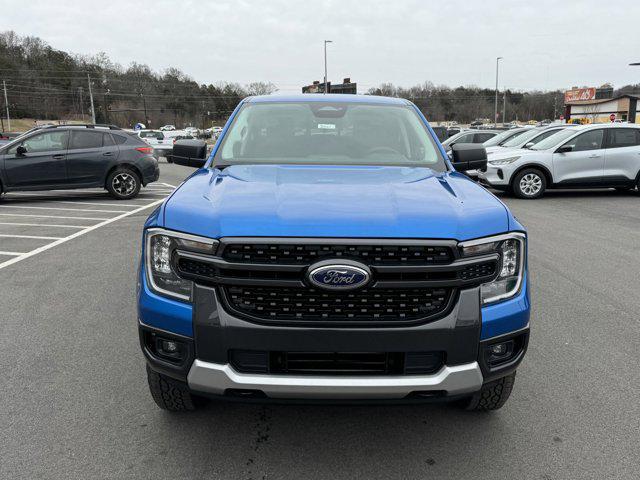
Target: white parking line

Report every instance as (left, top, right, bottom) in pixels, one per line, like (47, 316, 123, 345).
(0, 251, 26, 256)
(48, 201, 142, 208)
(0, 205, 128, 214)
(0, 213, 111, 221)
(0, 234, 63, 240)
(0, 222, 89, 229)
(0, 199, 165, 270)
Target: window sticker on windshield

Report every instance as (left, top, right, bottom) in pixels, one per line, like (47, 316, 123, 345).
(318, 123, 336, 130)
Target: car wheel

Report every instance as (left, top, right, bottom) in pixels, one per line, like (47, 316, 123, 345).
(106, 168, 141, 200)
(146, 365, 199, 411)
(512, 168, 546, 199)
(166, 155, 173, 163)
(462, 371, 516, 411)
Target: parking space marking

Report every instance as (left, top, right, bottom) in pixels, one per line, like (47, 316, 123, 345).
(48, 200, 143, 208)
(0, 234, 64, 240)
(0, 205, 128, 214)
(0, 251, 26, 256)
(0, 198, 166, 271)
(0, 213, 112, 221)
(0, 222, 90, 229)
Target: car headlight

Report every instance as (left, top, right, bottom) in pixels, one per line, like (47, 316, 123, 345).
(488, 156, 520, 166)
(145, 228, 218, 301)
(460, 232, 526, 304)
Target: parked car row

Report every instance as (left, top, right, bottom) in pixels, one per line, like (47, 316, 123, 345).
(477, 124, 640, 198)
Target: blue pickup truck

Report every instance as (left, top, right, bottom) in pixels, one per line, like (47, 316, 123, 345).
(138, 94, 529, 412)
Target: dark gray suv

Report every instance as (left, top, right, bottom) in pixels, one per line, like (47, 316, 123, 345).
(0, 124, 160, 200)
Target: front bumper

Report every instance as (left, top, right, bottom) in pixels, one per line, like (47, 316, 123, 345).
(140, 277, 530, 401)
(477, 165, 515, 189)
(187, 359, 483, 399)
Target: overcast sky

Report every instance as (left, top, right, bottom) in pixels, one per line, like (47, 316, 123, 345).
(2, 0, 640, 93)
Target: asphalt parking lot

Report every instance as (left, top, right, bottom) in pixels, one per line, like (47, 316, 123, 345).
(1, 164, 639, 480)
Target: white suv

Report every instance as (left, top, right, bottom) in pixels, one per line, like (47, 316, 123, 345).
(478, 124, 640, 199)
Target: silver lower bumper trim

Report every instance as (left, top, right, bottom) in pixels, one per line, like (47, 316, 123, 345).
(187, 360, 483, 400)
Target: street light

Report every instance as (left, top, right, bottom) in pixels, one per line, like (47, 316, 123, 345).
(494, 57, 503, 127)
(324, 40, 333, 94)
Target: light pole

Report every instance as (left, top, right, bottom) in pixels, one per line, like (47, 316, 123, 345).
(324, 40, 333, 94)
(494, 57, 503, 127)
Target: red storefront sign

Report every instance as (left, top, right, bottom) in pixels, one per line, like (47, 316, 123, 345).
(564, 88, 596, 103)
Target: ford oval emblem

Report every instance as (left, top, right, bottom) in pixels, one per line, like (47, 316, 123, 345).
(307, 260, 371, 291)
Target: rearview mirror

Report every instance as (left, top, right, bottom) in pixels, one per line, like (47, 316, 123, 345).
(171, 139, 207, 168)
(450, 143, 487, 172)
(556, 144, 574, 153)
(16, 145, 27, 156)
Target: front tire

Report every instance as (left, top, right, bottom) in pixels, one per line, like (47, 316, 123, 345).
(512, 168, 546, 199)
(463, 371, 516, 411)
(146, 365, 198, 412)
(106, 167, 141, 200)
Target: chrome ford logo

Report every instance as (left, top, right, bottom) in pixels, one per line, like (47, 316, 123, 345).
(307, 260, 371, 291)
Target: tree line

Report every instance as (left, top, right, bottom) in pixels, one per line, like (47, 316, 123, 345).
(2, 30, 640, 128)
(0, 31, 275, 128)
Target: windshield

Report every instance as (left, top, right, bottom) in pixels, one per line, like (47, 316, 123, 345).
(140, 131, 164, 139)
(529, 128, 577, 150)
(500, 128, 544, 147)
(214, 101, 447, 171)
(441, 131, 469, 146)
(484, 129, 524, 147)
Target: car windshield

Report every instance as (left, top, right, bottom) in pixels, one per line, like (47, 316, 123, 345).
(214, 101, 447, 171)
(140, 131, 164, 139)
(484, 129, 520, 147)
(529, 128, 578, 150)
(441, 131, 468, 146)
(501, 128, 544, 147)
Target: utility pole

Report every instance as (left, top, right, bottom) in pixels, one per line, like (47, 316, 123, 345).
(3, 80, 10, 131)
(78, 87, 84, 119)
(141, 92, 148, 127)
(323, 40, 333, 94)
(87, 74, 96, 124)
(494, 57, 503, 127)
(502, 88, 507, 124)
(103, 90, 110, 124)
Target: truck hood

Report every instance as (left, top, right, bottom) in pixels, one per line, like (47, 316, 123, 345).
(163, 164, 510, 240)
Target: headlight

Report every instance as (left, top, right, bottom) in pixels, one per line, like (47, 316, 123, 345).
(145, 228, 218, 301)
(461, 232, 526, 304)
(488, 156, 520, 166)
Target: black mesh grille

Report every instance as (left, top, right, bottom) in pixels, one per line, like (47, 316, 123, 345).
(222, 243, 453, 265)
(222, 285, 452, 324)
(459, 261, 496, 281)
(270, 351, 404, 375)
(177, 256, 495, 284)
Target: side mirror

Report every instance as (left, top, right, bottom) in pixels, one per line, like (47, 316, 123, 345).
(556, 144, 574, 153)
(524, 142, 535, 149)
(171, 139, 207, 168)
(16, 145, 27, 156)
(450, 143, 487, 172)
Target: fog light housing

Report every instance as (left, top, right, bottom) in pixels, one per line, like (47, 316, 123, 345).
(151, 335, 185, 362)
(486, 340, 515, 366)
(160, 340, 179, 354)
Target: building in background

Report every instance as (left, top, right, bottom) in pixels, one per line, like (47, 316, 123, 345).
(564, 85, 639, 124)
(302, 78, 357, 94)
